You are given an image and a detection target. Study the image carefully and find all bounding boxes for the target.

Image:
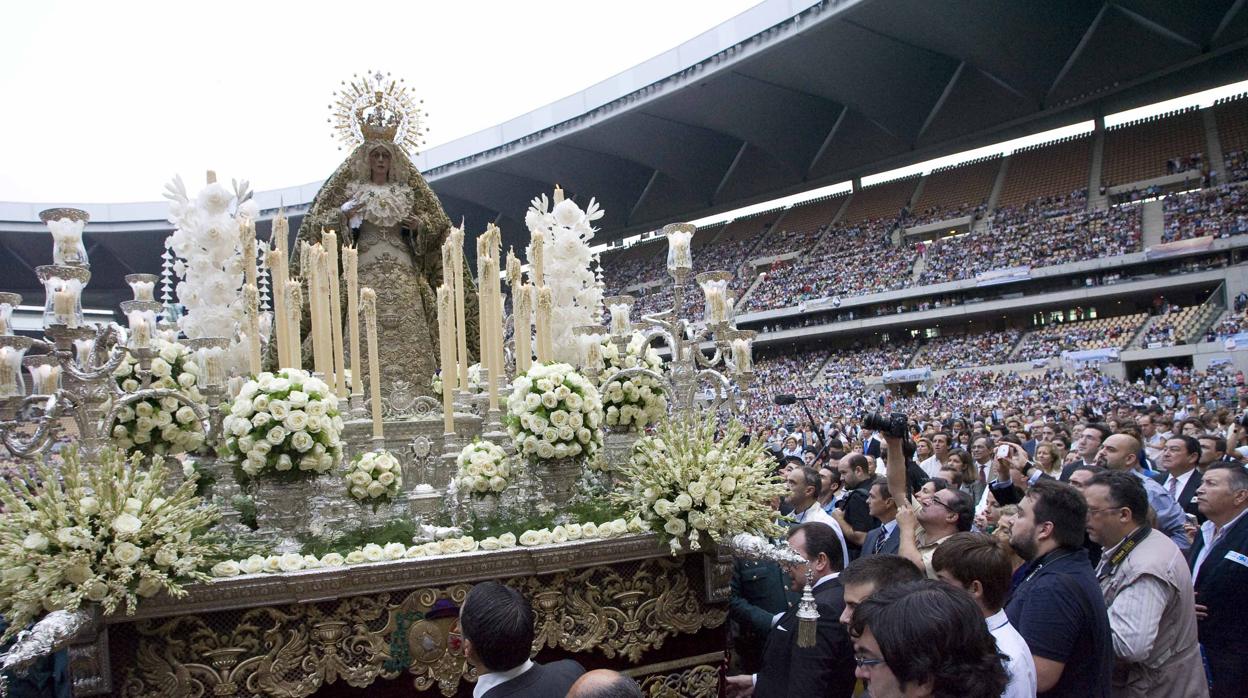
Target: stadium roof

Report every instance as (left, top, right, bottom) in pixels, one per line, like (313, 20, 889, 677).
(2, 0, 1247, 306)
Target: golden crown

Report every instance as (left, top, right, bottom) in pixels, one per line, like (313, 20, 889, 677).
(328, 71, 427, 155)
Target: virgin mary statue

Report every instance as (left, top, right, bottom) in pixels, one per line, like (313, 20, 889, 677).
(286, 74, 477, 402)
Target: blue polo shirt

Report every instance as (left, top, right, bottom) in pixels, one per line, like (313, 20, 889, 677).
(1004, 547, 1112, 698)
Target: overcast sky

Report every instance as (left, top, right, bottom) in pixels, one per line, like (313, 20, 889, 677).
(0, 1, 760, 203)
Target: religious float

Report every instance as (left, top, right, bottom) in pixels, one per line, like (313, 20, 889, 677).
(0, 73, 793, 698)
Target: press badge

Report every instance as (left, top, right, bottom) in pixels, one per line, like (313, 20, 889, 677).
(1224, 551, 1248, 569)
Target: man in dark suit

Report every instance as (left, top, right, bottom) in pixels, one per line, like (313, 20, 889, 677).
(1058, 423, 1110, 481)
(1154, 434, 1203, 523)
(725, 523, 856, 698)
(460, 581, 584, 698)
(859, 480, 901, 557)
(1190, 462, 1248, 698)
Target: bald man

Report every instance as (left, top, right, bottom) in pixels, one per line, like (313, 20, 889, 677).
(566, 670, 642, 698)
(1096, 433, 1191, 551)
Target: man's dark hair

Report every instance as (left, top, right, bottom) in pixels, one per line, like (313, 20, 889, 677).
(1087, 471, 1149, 525)
(1206, 461, 1248, 492)
(1084, 422, 1112, 443)
(844, 453, 870, 475)
(870, 479, 892, 502)
(1199, 433, 1228, 456)
(841, 553, 923, 589)
(1170, 434, 1201, 457)
(1071, 464, 1107, 479)
(850, 580, 1008, 698)
(796, 465, 823, 501)
(940, 488, 975, 532)
(1027, 480, 1088, 549)
(460, 581, 535, 672)
(931, 533, 1014, 612)
(932, 431, 952, 446)
(789, 521, 845, 572)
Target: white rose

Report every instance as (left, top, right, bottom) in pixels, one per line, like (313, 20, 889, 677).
(321, 552, 346, 567)
(377, 471, 396, 487)
(153, 547, 178, 567)
(241, 555, 266, 575)
(111, 513, 143, 537)
(542, 393, 559, 409)
(79, 496, 99, 516)
(212, 560, 241, 577)
(278, 552, 305, 572)
(64, 564, 93, 585)
(383, 542, 407, 560)
(287, 390, 309, 408)
(581, 522, 599, 538)
(269, 378, 291, 393)
(524, 393, 542, 410)
(498, 532, 518, 547)
(674, 493, 693, 510)
(345, 550, 367, 564)
(268, 400, 289, 420)
(519, 530, 542, 546)
(305, 400, 327, 417)
(22, 532, 49, 551)
(303, 555, 322, 569)
(366, 481, 387, 498)
(480, 537, 501, 551)
(405, 545, 427, 558)
(284, 411, 309, 432)
(265, 426, 287, 445)
(84, 580, 110, 602)
(363, 544, 384, 562)
(264, 556, 282, 573)
(564, 523, 583, 540)
(664, 518, 687, 536)
(290, 432, 314, 452)
(137, 576, 164, 598)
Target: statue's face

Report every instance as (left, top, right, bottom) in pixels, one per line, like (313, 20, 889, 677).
(370, 148, 391, 178)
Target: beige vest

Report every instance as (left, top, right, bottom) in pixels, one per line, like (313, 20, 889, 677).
(1099, 529, 1208, 698)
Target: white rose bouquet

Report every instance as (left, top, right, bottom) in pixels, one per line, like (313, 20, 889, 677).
(455, 440, 511, 494)
(110, 339, 205, 457)
(0, 448, 220, 643)
(597, 333, 667, 432)
(612, 416, 785, 553)
(345, 450, 403, 503)
(218, 368, 344, 481)
(432, 362, 485, 395)
(505, 362, 604, 462)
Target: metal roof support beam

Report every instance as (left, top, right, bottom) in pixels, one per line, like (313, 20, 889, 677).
(0, 240, 40, 278)
(712, 141, 750, 206)
(628, 169, 662, 226)
(1046, 2, 1110, 103)
(1212, 0, 1247, 43)
(915, 61, 965, 144)
(1114, 4, 1200, 48)
(806, 106, 849, 178)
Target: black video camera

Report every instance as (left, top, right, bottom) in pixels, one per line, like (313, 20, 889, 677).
(863, 411, 909, 439)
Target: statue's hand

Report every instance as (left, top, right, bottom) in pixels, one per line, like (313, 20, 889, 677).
(402, 215, 422, 232)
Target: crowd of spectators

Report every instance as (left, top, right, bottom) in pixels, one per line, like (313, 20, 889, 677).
(915, 329, 1023, 370)
(901, 201, 987, 228)
(745, 220, 913, 312)
(918, 202, 1141, 285)
(1012, 314, 1146, 361)
(1226, 148, 1247, 183)
(1161, 182, 1248, 243)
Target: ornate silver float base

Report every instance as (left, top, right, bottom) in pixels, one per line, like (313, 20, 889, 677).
(469, 492, 501, 521)
(535, 456, 585, 517)
(251, 476, 314, 554)
(603, 426, 640, 480)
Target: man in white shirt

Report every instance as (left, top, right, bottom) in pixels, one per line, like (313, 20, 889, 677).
(932, 532, 1038, 698)
(785, 465, 849, 569)
(918, 431, 951, 478)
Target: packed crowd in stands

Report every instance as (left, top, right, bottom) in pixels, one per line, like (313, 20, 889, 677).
(745, 220, 912, 312)
(918, 199, 1141, 285)
(1161, 182, 1248, 242)
(901, 201, 986, 228)
(1226, 148, 1248, 183)
(1012, 313, 1146, 361)
(915, 329, 1023, 370)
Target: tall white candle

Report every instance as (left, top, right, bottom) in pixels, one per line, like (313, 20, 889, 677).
(361, 287, 383, 439)
(343, 246, 362, 396)
(515, 284, 532, 373)
(438, 285, 455, 434)
(268, 247, 289, 368)
(323, 230, 347, 398)
(243, 284, 262, 375)
(450, 228, 469, 392)
(287, 280, 303, 370)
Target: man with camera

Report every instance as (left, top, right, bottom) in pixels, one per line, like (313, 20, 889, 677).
(834, 453, 877, 559)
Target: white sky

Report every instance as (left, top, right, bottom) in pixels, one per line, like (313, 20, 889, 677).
(0, 0, 761, 203)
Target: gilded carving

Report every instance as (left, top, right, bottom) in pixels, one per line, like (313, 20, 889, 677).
(113, 557, 724, 697)
(639, 664, 719, 698)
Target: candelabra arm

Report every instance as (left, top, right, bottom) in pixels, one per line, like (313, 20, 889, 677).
(693, 368, 739, 416)
(0, 394, 65, 458)
(62, 342, 129, 384)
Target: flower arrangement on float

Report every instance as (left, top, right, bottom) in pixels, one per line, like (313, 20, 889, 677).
(109, 339, 206, 457)
(597, 333, 666, 432)
(218, 368, 344, 480)
(612, 416, 786, 553)
(455, 440, 511, 495)
(344, 450, 402, 503)
(0, 448, 220, 642)
(505, 362, 603, 462)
